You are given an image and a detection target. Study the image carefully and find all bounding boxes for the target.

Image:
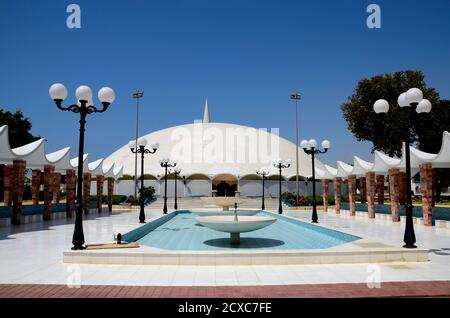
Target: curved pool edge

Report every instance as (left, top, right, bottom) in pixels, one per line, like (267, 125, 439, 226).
(122, 209, 362, 245)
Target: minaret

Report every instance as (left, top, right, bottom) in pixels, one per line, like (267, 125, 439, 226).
(203, 98, 210, 123)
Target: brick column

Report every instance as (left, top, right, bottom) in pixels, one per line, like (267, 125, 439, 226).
(66, 170, 76, 218)
(334, 177, 342, 214)
(52, 172, 61, 203)
(420, 163, 433, 226)
(376, 175, 385, 204)
(96, 175, 104, 213)
(107, 177, 114, 213)
(399, 172, 406, 205)
(348, 175, 356, 216)
(321, 179, 329, 212)
(359, 176, 367, 204)
(43, 165, 54, 221)
(3, 165, 12, 207)
(432, 169, 436, 207)
(31, 169, 41, 205)
(388, 168, 400, 222)
(11, 160, 26, 225)
(83, 173, 91, 215)
(366, 172, 375, 218)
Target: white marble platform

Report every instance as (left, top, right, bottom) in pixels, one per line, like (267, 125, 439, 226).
(1, 207, 450, 286)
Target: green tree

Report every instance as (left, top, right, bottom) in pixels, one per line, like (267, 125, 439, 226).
(341, 70, 450, 201)
(0, 109, 40, 202)
(0, 109, 40, 147)
(139, 186, 155, 200)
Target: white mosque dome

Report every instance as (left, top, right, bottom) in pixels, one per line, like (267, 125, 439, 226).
(104, 100, 314, 181)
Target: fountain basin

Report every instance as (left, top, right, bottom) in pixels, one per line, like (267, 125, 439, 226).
(200, 197, 248, 211)
(196, 215, 277, 244)
(190, 209, 260, 217)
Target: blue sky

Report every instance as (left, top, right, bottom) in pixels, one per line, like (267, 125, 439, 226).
(1, 0, 450, 165)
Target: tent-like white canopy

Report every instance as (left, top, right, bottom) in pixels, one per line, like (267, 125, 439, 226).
(0, 125, 123, 179)
(314, 131, 450, 179)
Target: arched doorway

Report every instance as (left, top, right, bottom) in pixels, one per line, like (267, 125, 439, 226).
(212, 173, 238, 197)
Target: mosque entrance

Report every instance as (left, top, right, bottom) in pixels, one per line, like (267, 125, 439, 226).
(212, 174, 238, 197)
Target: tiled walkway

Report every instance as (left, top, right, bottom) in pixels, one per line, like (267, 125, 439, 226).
(1, 281, 449, 298)
(1, 208, 450, 287)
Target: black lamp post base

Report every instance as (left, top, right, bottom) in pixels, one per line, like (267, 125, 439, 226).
(312, 220, 318, 224)
(139, 220, 146, 224)
(403, 244, 417, 249)
(71, 245, 86, 250)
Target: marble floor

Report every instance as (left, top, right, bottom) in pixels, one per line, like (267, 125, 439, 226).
(0, 208, 450, 287)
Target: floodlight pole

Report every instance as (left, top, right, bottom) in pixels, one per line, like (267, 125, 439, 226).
(291, 92, 301, 201)
(132, 91, 144, 198)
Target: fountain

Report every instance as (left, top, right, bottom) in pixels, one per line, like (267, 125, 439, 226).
(190, 208, 260, 217)
(200, 196, 248, 211)
(196, 203, 277, 244)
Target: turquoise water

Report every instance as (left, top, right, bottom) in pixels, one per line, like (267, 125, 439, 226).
(134, 211, 360, 251)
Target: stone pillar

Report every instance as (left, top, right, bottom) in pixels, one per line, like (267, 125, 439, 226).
(366, 172, 375, 218)
(334, 177, 342, 214)
(83, 173, 91, 215)
(66, 170, 76, 218)
(96, 175, 104, 213)
(321, 179, 329, 212)
(11, 160, 26, 225)
(3, 165, 12, 207)
(420, 163, 433, 226)
(399, 172, 406, 205)
(52, 172, 61, 203)
(359, 176, 367, 204)
(376, 175, 385, 204)
(388, 168, 400, 222)
(348, 175, 356, 216)
(43, 165, 54, 221)
(107, 177, 114, 213)
(31, 169, 41, 205)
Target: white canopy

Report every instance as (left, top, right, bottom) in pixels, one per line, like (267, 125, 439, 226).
(0, 125, 123, 179)
(315, 131, 450, 179)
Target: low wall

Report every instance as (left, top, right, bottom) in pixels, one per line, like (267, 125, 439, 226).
(0, 201, 98, 227)
(341, 202, 450, 224)
(111, 180, 342, 198)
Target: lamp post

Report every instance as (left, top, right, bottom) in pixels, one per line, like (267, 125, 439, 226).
(128, 137, 159, 223)
(160, 159, 176, 214)
(290, 92, 301, 201)
(256, 168, 270, 210)
(132, 91, 144, 198)
(300, 139, 330, 223)
(272, 159, 291, 214)
(374, 88, 432, 248)
(49, 83, 116, 250)
(171, 167, 181, 210)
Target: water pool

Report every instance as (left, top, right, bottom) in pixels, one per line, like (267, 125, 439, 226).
(127, 211, 360, 251)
